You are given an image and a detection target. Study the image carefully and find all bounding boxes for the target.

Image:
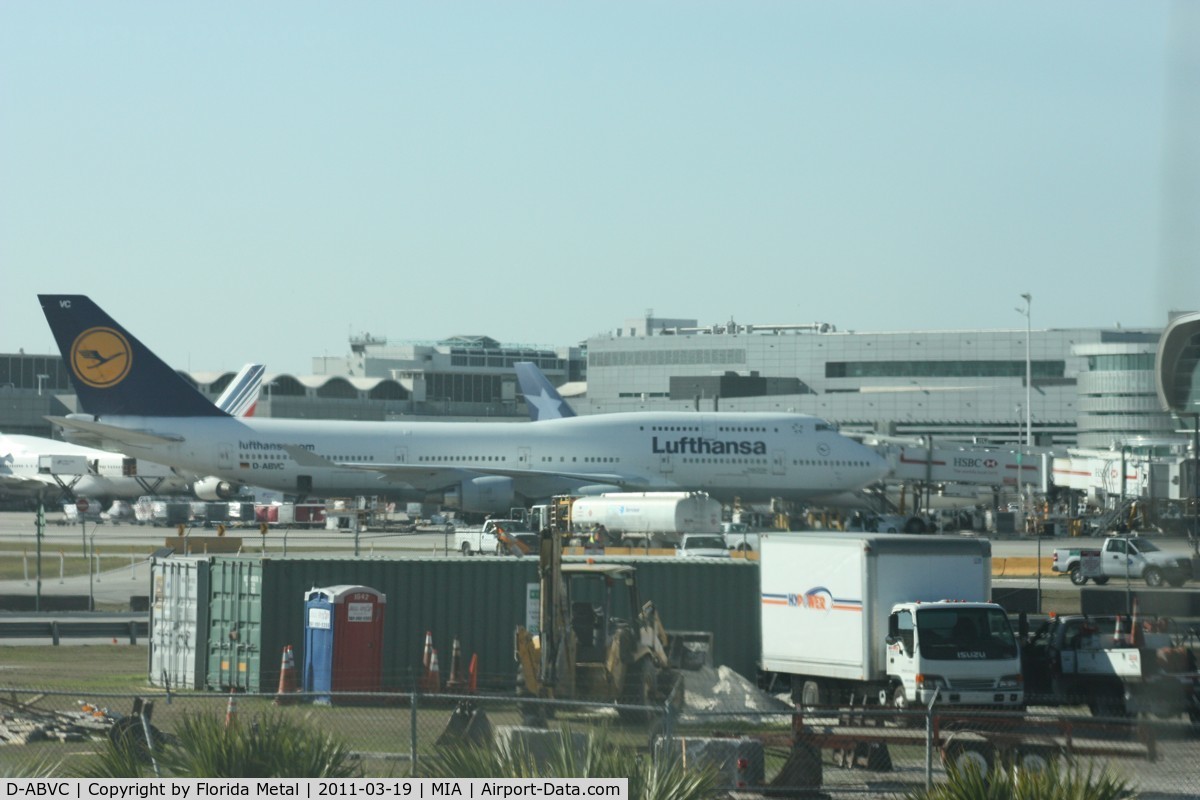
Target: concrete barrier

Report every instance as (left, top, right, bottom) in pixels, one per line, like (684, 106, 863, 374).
(164, 536, 243, 554)
(0, 595, 90, 612)
(990, 557, 1053, 577)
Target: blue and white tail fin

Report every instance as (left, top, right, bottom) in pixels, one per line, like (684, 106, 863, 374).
(39, 295, 231, 418)
(214, 363, 265, 417)
(514, 361, 576, 421)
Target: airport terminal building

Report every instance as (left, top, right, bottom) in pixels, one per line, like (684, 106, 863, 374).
(0, 313, 1185, 452)
(579, 314, 1176, 451)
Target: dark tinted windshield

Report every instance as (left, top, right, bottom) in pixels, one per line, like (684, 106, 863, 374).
(916, 608, 1018, 661)
(683, 536, 726, 549)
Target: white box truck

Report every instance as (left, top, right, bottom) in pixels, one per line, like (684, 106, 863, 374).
(759, 534, 1023, 712)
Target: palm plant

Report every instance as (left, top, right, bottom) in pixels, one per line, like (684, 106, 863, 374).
(74, 727, 154, 779)
(161, 712, 361, 778)
(426, 727, 722, 800)
(76, 710, 361, 779)
(2, 756, 63, 779)
(905, 760, 1135, 800)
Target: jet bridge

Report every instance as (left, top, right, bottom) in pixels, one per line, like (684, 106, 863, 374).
(883, 444, 1046, 490)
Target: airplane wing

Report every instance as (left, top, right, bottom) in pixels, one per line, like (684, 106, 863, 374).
(46, 416, 184, 450)
(0, 474, 56, 494)
(841, 430, 926, 446)
(281, 445, 646, 491)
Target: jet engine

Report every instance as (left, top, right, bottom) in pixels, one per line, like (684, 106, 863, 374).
(440, 476, 515, 514)
(573, 484, 623, 496)
(192, 476, 240, 501)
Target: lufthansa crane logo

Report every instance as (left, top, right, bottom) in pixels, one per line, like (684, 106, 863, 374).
(70, 327, 132, 388)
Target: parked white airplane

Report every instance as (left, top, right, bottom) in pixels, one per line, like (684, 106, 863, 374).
(39, 295, 890, 514)
(0, 362, 264, 504)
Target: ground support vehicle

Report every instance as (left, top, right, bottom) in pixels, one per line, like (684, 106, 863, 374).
(721, 522, 759, 551)
(454, 518, 532, 555)
(675, 533, 731, 558)
(253, 502, 327, 529)
(530, 491, 721, 547)
(759, 534, 1023, 713)
(1022, 613, 1200, 721)
(1052, 535, 1193, 587)
(514, 526, 687, 722)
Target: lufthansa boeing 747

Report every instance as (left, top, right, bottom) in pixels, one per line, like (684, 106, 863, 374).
(40, 295, 890, 514)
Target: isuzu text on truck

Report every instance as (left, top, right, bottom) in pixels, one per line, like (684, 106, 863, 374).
(759, 534, 1023, 713)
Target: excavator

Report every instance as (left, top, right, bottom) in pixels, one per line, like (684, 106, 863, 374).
(515, 498, 686, 722)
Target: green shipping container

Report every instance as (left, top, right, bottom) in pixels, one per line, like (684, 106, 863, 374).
(205, 555, 760, 693)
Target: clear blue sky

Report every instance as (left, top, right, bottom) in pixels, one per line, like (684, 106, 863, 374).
(3, 2, 1197, 375)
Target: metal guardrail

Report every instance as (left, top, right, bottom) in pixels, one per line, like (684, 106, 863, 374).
(0, 619, 147, 645)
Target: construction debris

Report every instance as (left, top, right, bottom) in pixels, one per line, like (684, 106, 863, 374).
(0, 701, 113, 745)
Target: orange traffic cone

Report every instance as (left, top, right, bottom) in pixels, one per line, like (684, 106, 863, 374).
(1131, 598, 1143, 647)
(224, 690, 238, 728)
(422, 631, 433, 673)
(1113, 613, 1126, 646)
(446, 638, 466, 692)
(426, 648, 441, 693)
(467, 653, 478, 694)
(274, 645, 299, 705)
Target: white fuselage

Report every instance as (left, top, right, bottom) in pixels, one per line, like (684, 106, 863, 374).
(0, 434, 190, 501)
(77, 411, 890, 506)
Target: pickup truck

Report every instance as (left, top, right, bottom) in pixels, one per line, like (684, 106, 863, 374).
(721, 523, 762, 552)
(676, 533, 732, 558)
(1021, 613, 1200, 720)
(1052, 535, 1193, 587)
(454, 518, 534, 556)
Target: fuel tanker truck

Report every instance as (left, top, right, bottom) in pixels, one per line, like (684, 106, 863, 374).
(529, 491, 722, 547)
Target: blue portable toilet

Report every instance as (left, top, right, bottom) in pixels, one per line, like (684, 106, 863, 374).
(302, 585, 386, 704)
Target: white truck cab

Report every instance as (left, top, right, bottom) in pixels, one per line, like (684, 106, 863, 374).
(885, 600, 1023, 710)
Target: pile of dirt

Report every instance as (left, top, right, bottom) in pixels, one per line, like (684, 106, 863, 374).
(682, 665, 792, 722)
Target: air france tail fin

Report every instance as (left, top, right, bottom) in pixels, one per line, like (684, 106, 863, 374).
(215, 363, 265, 417)
(514, 361, 576, 421)
(39, 295, 231, 418)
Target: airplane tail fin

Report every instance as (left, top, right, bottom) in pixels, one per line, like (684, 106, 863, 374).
(514, 361, 576, 421)
(215, 363, 265, 417)
(39, 295, 230, 418)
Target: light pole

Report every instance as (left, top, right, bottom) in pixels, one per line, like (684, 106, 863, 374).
(1017, 293, 1032, 453)
(1015, 294, 1033, 516)
(1017, 293, 1036, 610)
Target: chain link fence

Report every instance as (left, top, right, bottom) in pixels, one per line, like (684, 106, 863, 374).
(1, 685, 1197, 797)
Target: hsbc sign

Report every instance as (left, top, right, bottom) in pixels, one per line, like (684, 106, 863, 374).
(954, 457, 999, 469)
(896, 447, 1025, 484)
